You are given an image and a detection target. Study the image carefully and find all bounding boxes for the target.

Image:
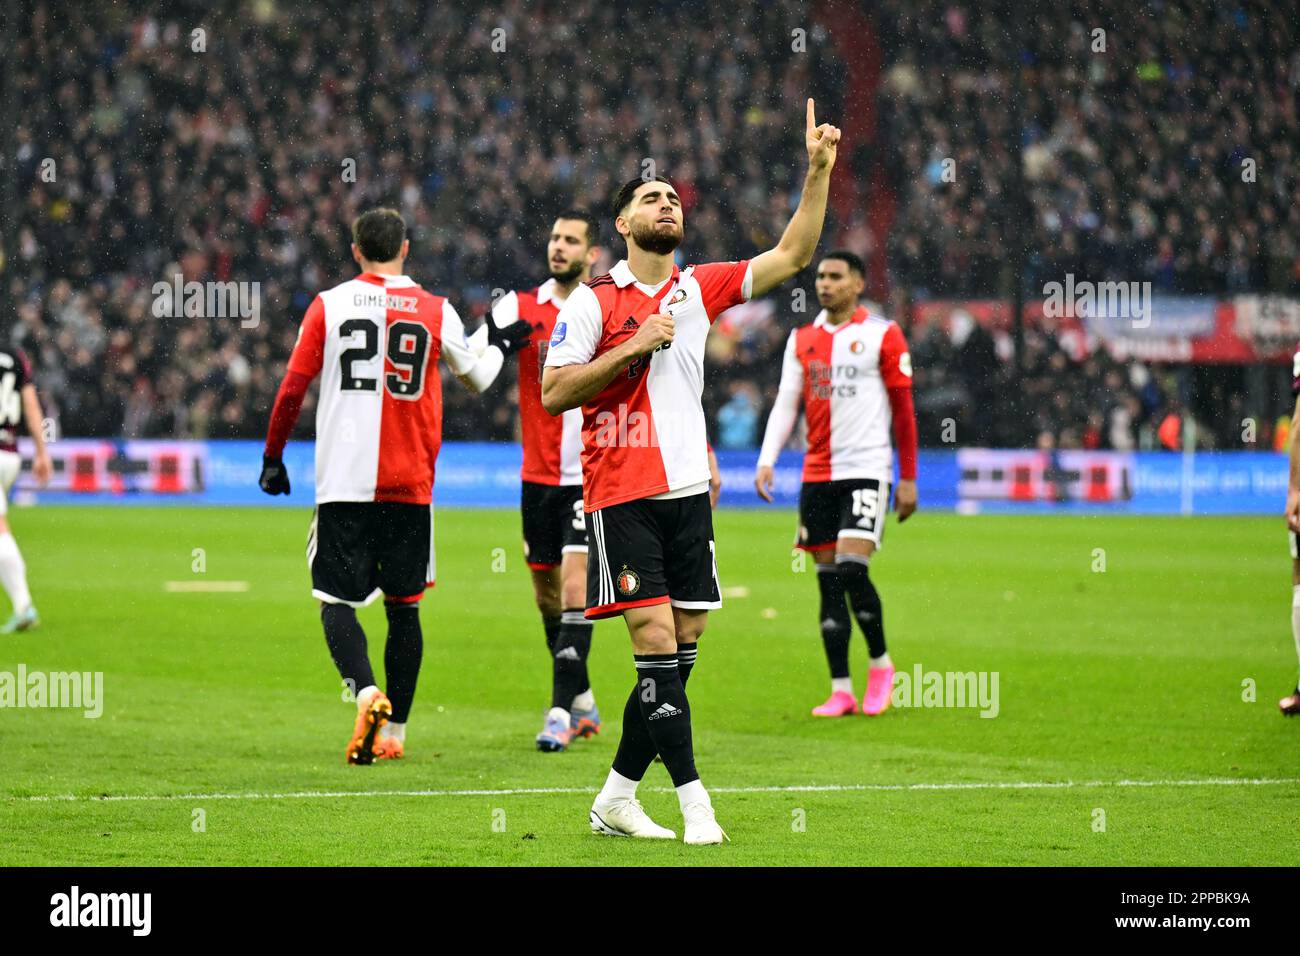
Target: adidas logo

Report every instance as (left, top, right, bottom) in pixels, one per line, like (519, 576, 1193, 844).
(648, 702, 681, 720)
(555, 646, 580, 661)
(621, 316, 640, 332)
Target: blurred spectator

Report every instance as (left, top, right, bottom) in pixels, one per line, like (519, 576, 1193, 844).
(9, 0, 1293, 453)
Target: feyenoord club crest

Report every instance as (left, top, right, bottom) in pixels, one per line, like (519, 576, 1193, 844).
(616, 566, 641, 596)
(849, 339, 866, 354)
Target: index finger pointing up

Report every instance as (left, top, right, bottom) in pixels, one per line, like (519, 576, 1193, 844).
(806, 97, 816, 131)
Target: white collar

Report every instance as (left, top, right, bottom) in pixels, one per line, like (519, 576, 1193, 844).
(610, 259, 674, 291)
(814, 306, 864, 331)
(537, 277, 562, 306)
(363, 273, 416, 288)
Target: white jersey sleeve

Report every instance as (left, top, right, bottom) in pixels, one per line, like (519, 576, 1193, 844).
(469, 290, 519, 356)
(543, 283, 602, 368)
(758, 330, 803, 467)
(441, 300, 503, 392)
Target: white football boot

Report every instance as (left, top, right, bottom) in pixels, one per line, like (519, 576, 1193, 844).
(589, 796, 677, 839)
(682, 801, 728, 845)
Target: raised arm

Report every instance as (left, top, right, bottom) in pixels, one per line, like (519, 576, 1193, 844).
(748, 98, 841, 298)
(441, 300, 530, 395)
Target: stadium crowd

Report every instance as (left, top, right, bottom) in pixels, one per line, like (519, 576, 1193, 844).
(8, 0, 1293, 452)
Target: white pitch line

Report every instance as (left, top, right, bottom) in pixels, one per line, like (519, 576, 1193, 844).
(11, 777, 1300, 804)
(163, 581, 250, 593)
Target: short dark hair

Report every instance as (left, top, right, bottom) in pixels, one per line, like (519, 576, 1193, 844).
(821, 249, 865, 277)
(554, 209, 599, 247)
(612, 176, 676, 219)
(352, 207, 407, 262)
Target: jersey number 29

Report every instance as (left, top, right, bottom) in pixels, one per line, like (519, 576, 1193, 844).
(338, 319, 430, 400)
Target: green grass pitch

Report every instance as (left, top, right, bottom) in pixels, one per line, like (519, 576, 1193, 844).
(0, 504, 1295, 866)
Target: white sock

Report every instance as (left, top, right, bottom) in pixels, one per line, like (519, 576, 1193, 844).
(547, 705, 570, 724)
(0, 533, 31, 614)
(831, 677, 854, 696)
(676, 778, 709, 811)
(572, 689, 596, 712)
(870, 652, 893, 669)
(1291, 586, 1300, 682)
(380, 721, 405, 741)
(355, 684, 380, 708)
(597, 769, 639, 803)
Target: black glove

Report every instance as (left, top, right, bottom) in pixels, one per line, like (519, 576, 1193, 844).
(486, 318, 534, 356)
(259, 455, 291, 495)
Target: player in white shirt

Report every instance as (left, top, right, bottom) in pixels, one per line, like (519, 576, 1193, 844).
(542, 99, 841, 845)
(260, 207, 531, 763)
(756, 251, 918, 718)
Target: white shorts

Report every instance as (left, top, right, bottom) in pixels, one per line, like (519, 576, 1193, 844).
(0, 451, 21, 516)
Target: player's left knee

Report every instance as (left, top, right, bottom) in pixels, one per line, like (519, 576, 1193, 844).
(673, 611, 707, 644)
(675, 623, 705, 644)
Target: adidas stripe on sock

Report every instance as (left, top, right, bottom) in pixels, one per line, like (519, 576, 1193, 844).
(632, 654, 698, 788)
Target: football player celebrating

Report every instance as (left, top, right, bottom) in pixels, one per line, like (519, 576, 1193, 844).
(469, 212, 604, 752)
(260, 207, 531, 763)
(543, 99, 840, 845)
(1282, 343, 1300, 715)
(755, 250, 918, 718)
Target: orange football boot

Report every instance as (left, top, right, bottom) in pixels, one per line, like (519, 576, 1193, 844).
(346, 691, 393, 765)
(373, 735, 405, 760)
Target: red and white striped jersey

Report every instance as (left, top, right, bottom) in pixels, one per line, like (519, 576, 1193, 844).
(544, 259, 752, 511)
(759, 306, 913, 483)
(287, 272, 480, 505)
(492, 280, 583, 486)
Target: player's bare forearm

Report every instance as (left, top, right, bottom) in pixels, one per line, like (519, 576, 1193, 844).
(1287, 398, 1300, 531)
(895, 478, 918, 523)
(750, 99, 840, 297)
(750, 169, 831, 298)
(542, 342, 640, 415)
(21, 386, 47, 455)
(1290, 402, 1300, 491)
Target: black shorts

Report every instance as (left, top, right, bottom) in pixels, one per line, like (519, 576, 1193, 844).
(586, 491, 720, 620)
(521, 481, 588, 570)
(796, 478, 891, 551)
(308, 501, 434, 607)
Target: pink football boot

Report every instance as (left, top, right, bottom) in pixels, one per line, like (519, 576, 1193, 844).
(862, 665, 896, 716)
(811, 689, 859, 717)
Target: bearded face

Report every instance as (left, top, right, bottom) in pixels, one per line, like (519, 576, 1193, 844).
(548, 258, 586, 283)
(628, 215, 682, 256)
